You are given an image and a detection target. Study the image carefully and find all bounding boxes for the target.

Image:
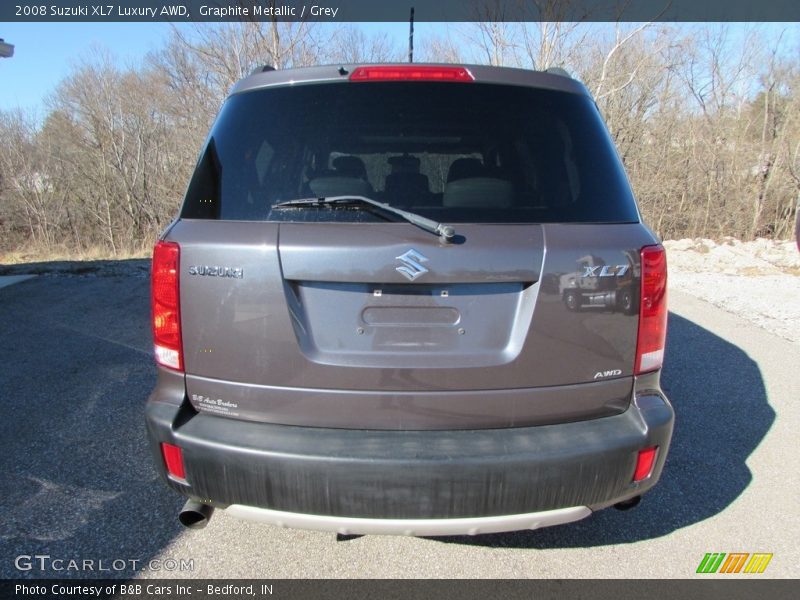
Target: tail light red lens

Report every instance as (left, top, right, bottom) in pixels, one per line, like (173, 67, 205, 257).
(161, 442, 186, 481)
(349, 65, 474, 82)
(152, 241, 183, 371)
(635, 244, 668, 374)
(633, 446, 658, 482)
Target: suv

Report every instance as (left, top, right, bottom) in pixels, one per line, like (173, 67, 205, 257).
(146, 64, 673, 536)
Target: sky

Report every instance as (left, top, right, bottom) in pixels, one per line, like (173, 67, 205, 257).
(0, 21, 419, 116)
(1, 22, 176, 113)
(1, 21, 797, 118)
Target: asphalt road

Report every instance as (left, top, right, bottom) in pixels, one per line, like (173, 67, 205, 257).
(0, 263, 798, 579)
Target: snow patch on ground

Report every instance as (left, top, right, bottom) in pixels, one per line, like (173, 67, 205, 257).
(664, 238, 800, 344)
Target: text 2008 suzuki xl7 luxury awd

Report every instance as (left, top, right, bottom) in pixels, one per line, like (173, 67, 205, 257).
(145, 64, 674, 535)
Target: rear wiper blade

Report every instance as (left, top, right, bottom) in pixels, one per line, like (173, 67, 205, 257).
(272, 196, 456, 243)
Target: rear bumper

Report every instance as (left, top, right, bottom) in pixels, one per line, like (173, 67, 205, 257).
(146, 381, 673, 532)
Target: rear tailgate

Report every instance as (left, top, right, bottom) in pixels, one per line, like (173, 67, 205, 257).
(173, 220, 654, 429)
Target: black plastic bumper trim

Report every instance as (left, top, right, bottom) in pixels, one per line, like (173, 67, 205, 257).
(145, 394, 673, 519)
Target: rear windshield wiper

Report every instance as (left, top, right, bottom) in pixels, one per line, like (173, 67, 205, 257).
(272, 196, 456, 243)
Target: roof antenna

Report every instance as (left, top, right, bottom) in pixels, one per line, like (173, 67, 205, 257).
(408, 7, 414, 63)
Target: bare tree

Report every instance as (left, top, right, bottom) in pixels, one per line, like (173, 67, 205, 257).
(324, 25, 402, 64)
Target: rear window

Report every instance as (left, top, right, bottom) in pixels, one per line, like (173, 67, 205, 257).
(181, 81, 639, 224)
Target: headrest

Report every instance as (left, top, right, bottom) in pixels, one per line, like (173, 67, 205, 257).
(332, 155, 367, 179)
(447, 158, 484, 182)
(388, 155, 421, 173)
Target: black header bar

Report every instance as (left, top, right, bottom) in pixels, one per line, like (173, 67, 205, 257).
(2, 579, 799, 600)
(3, 0, 800, 22)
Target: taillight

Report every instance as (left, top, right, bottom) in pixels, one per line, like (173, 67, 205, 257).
(151, 241, 183, 371)
(161, 442, 186, 481)
(349, 65, 474, 82)
(635, 244, 668, 374)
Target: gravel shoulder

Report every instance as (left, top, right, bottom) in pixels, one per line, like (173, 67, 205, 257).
(664, 238, 799, 344)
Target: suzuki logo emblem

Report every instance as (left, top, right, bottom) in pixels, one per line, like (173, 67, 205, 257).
(395, 249, 429, 281)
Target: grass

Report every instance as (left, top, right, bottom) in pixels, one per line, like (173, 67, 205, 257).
(0, 245, 150, 265)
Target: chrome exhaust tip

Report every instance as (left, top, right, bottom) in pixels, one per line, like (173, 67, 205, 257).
(179, 499, 214, 529)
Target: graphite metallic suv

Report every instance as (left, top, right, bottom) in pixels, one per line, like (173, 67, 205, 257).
(146, 64, 674, 535)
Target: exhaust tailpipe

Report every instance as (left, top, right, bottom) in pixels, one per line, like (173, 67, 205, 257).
(613, 496, 641, 511)
(179, 499, 214, 529)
